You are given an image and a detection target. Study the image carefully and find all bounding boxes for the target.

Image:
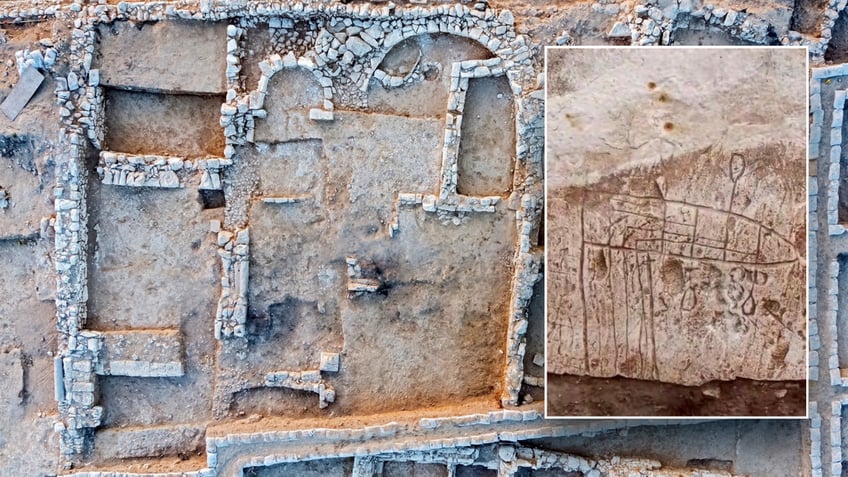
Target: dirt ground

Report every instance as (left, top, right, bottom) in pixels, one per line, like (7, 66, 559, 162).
(216, 32, 522, 417)
(457, 75, 515, 196)
(547, 374, 806, 417)
(220, 133, 517, 416)
(103, 89, 226, 158)
(790, 0, 828, 34)
(61, 14, 524, 466)
(85, 182, 220, 457)
(94, 21, 227, 94)
(0, 1, 822, 475)
(0, 22, 60, 240)
(0, 241, 59, 477)
(0, 20, 63, 477)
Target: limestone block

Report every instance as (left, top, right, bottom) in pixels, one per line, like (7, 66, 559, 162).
(308, 108, 334, 121)
(320, 352, 340, 372)
(96, 329, 184, 377)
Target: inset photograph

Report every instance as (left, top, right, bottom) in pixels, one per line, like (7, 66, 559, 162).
(545, 47, 808, 417)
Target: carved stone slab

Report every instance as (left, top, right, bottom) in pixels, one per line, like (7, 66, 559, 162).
(1, 66, 44, 120)
(546, 48, 807, 386)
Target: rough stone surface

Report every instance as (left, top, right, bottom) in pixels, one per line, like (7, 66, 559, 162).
(547, 48, 807, 388)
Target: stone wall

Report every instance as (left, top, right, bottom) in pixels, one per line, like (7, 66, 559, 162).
(264, 370, 335, 408)
(215, 227, 249, 339)
(97, 151, 229, 190)
(809, 61, 848, 477)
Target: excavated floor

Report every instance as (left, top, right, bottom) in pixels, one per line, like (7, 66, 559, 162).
(0, 0, 824, 476)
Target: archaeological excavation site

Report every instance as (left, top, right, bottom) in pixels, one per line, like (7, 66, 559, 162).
(546, 47, 808, 417)
(0, 0, 829, 476)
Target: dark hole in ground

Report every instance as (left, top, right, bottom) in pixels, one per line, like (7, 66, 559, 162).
(199, 189, 225, 209)
(790, 0, 828, 35)
(250, 298, 304, 343)
(515, 468, 583, 477)
(827, 11, 848, 63)
(422, 63, 440, 81)
(765, 26, 780, 45)
(376, 281, 392, 297)
(686, 459, 733, 472)
(246, 302, 276, 339)
(455, 465, 497, 477)
(0, 134, 36, 173)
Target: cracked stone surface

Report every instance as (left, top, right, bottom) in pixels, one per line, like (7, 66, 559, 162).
(546, 47, 806, 409)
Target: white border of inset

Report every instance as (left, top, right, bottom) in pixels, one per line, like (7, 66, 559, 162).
(542, 45, 810, 420)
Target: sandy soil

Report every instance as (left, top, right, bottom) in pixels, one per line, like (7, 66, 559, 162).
(457, 75, 515, 196)
(94, 21, 227, 94)
(547, 374, 806, 417)
(0, 241, 59, 477)
(85, 182, 220, 457)
(104, 89, 226, 158)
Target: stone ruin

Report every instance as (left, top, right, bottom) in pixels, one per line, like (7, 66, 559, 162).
(0, 0, 835, 476)
(43, 0, 547, 473)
